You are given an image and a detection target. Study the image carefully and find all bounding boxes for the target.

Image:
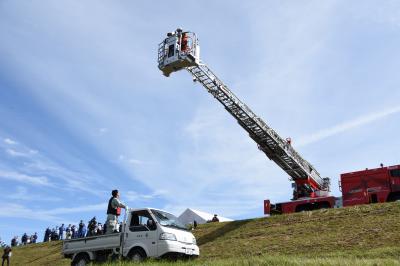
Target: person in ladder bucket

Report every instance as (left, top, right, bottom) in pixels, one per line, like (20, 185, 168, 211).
(181, 32, 189, 52)
(106, 189, 127, 234)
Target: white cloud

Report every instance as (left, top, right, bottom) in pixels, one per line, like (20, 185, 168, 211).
(99, 127, 108, 135)
(0, 134, 106, 195)
(0, 170, 52, 187)
(118, 155, 151, 166)
(7, 186, 61, 202)
(296, 105, 400, 147)
(4, 147, 38, 158)
(125, 190, 167, 202)
(0, 203, 103, 224)
(0, 204, 64, 223)
(3, 144, 105, 195)
(0, 138, 104, 194)
(4, 138, 17, 145)
(42, 203, 107, 215)
(5, 148, 28, 157)
(128, 159, 144, 165)
(29, 149, 38, 155)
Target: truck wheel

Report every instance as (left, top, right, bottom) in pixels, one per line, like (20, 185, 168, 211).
(71, 254, 90, 266)
(128, 248, 146, 262)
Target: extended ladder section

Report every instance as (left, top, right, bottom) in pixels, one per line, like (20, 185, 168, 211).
(158, 29, 330, 194)
(187, 64, 327, 190)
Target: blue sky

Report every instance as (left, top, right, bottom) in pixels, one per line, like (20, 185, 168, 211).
(0, 0, 399, 244)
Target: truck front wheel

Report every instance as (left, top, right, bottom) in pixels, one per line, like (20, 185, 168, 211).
(128, 248, 147, 262)
(71, 253, 90, 266)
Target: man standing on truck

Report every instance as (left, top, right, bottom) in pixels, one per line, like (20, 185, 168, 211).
(106, 189, 127, 234)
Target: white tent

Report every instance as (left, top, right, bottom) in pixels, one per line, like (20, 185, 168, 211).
(178, 208, 233, 226)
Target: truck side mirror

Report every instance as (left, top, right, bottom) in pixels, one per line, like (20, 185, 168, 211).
(147, 219, 156, 230)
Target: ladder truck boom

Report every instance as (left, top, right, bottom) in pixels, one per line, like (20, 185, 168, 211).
(186, 64, 328, 191)
(158, 28, 334, 213)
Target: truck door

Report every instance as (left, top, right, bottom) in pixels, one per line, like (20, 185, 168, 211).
(369, 193, 378, 203)
(125, 210, 157, 257)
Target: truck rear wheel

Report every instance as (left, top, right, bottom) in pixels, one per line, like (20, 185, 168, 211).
(128, 248, 146, 262)
(71, 253, 90, 266)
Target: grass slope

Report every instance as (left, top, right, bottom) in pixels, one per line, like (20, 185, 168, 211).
(195, 201, 400, 258)
(0, 241, 69, 266)
(2, 202, 400, 266)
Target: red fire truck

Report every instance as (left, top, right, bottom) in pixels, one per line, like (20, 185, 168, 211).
(340, 164, 400, 206)
(158, 28, 398, 215)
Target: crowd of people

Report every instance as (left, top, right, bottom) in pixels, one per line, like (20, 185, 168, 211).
(0, 238, 6, 248)
(10, 232, 38, 247)
(2, 217, 111, 248)
(0, 189, 127, 266)
(42, 189, 127, 241)
(42, 217, 113, 242)
(1, 190, 127, 249)
(2, 216, 123, 250)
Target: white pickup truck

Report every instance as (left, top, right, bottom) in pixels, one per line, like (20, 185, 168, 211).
(62, 208, 199, 265)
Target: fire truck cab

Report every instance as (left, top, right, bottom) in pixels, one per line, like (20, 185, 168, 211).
(340, 164, 400, 207)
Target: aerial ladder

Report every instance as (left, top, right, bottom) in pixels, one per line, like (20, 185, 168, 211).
(158, 28, 336, 214)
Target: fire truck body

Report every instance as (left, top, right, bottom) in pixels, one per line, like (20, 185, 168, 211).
(265, 196, 336, 214)
(341, 164, 400, 207)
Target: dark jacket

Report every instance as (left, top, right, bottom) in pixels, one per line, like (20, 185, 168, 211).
(107, 197, 121, 216)
(2, 246, 11, 258)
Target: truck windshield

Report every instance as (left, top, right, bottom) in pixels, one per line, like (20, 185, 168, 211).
(151, 209, 187, 231)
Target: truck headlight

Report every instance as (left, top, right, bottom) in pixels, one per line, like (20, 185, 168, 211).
(159, 232, 177, 241)
(192, 237, 197, 245)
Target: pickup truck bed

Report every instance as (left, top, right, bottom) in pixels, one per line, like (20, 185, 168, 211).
(63, 233, 121, 255)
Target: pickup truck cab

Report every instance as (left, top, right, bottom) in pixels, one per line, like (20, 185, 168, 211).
(62, 208, 199, 265)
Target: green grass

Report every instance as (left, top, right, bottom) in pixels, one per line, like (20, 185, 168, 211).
(0, 241, 70, 266)
(194, 202, 400, 259)
(99, 252, 400, 266)
(2, 202, 400, 265)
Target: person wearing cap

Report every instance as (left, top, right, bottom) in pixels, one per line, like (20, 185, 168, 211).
(106, 189, 127, 234)
(211, 214, 220, 222)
